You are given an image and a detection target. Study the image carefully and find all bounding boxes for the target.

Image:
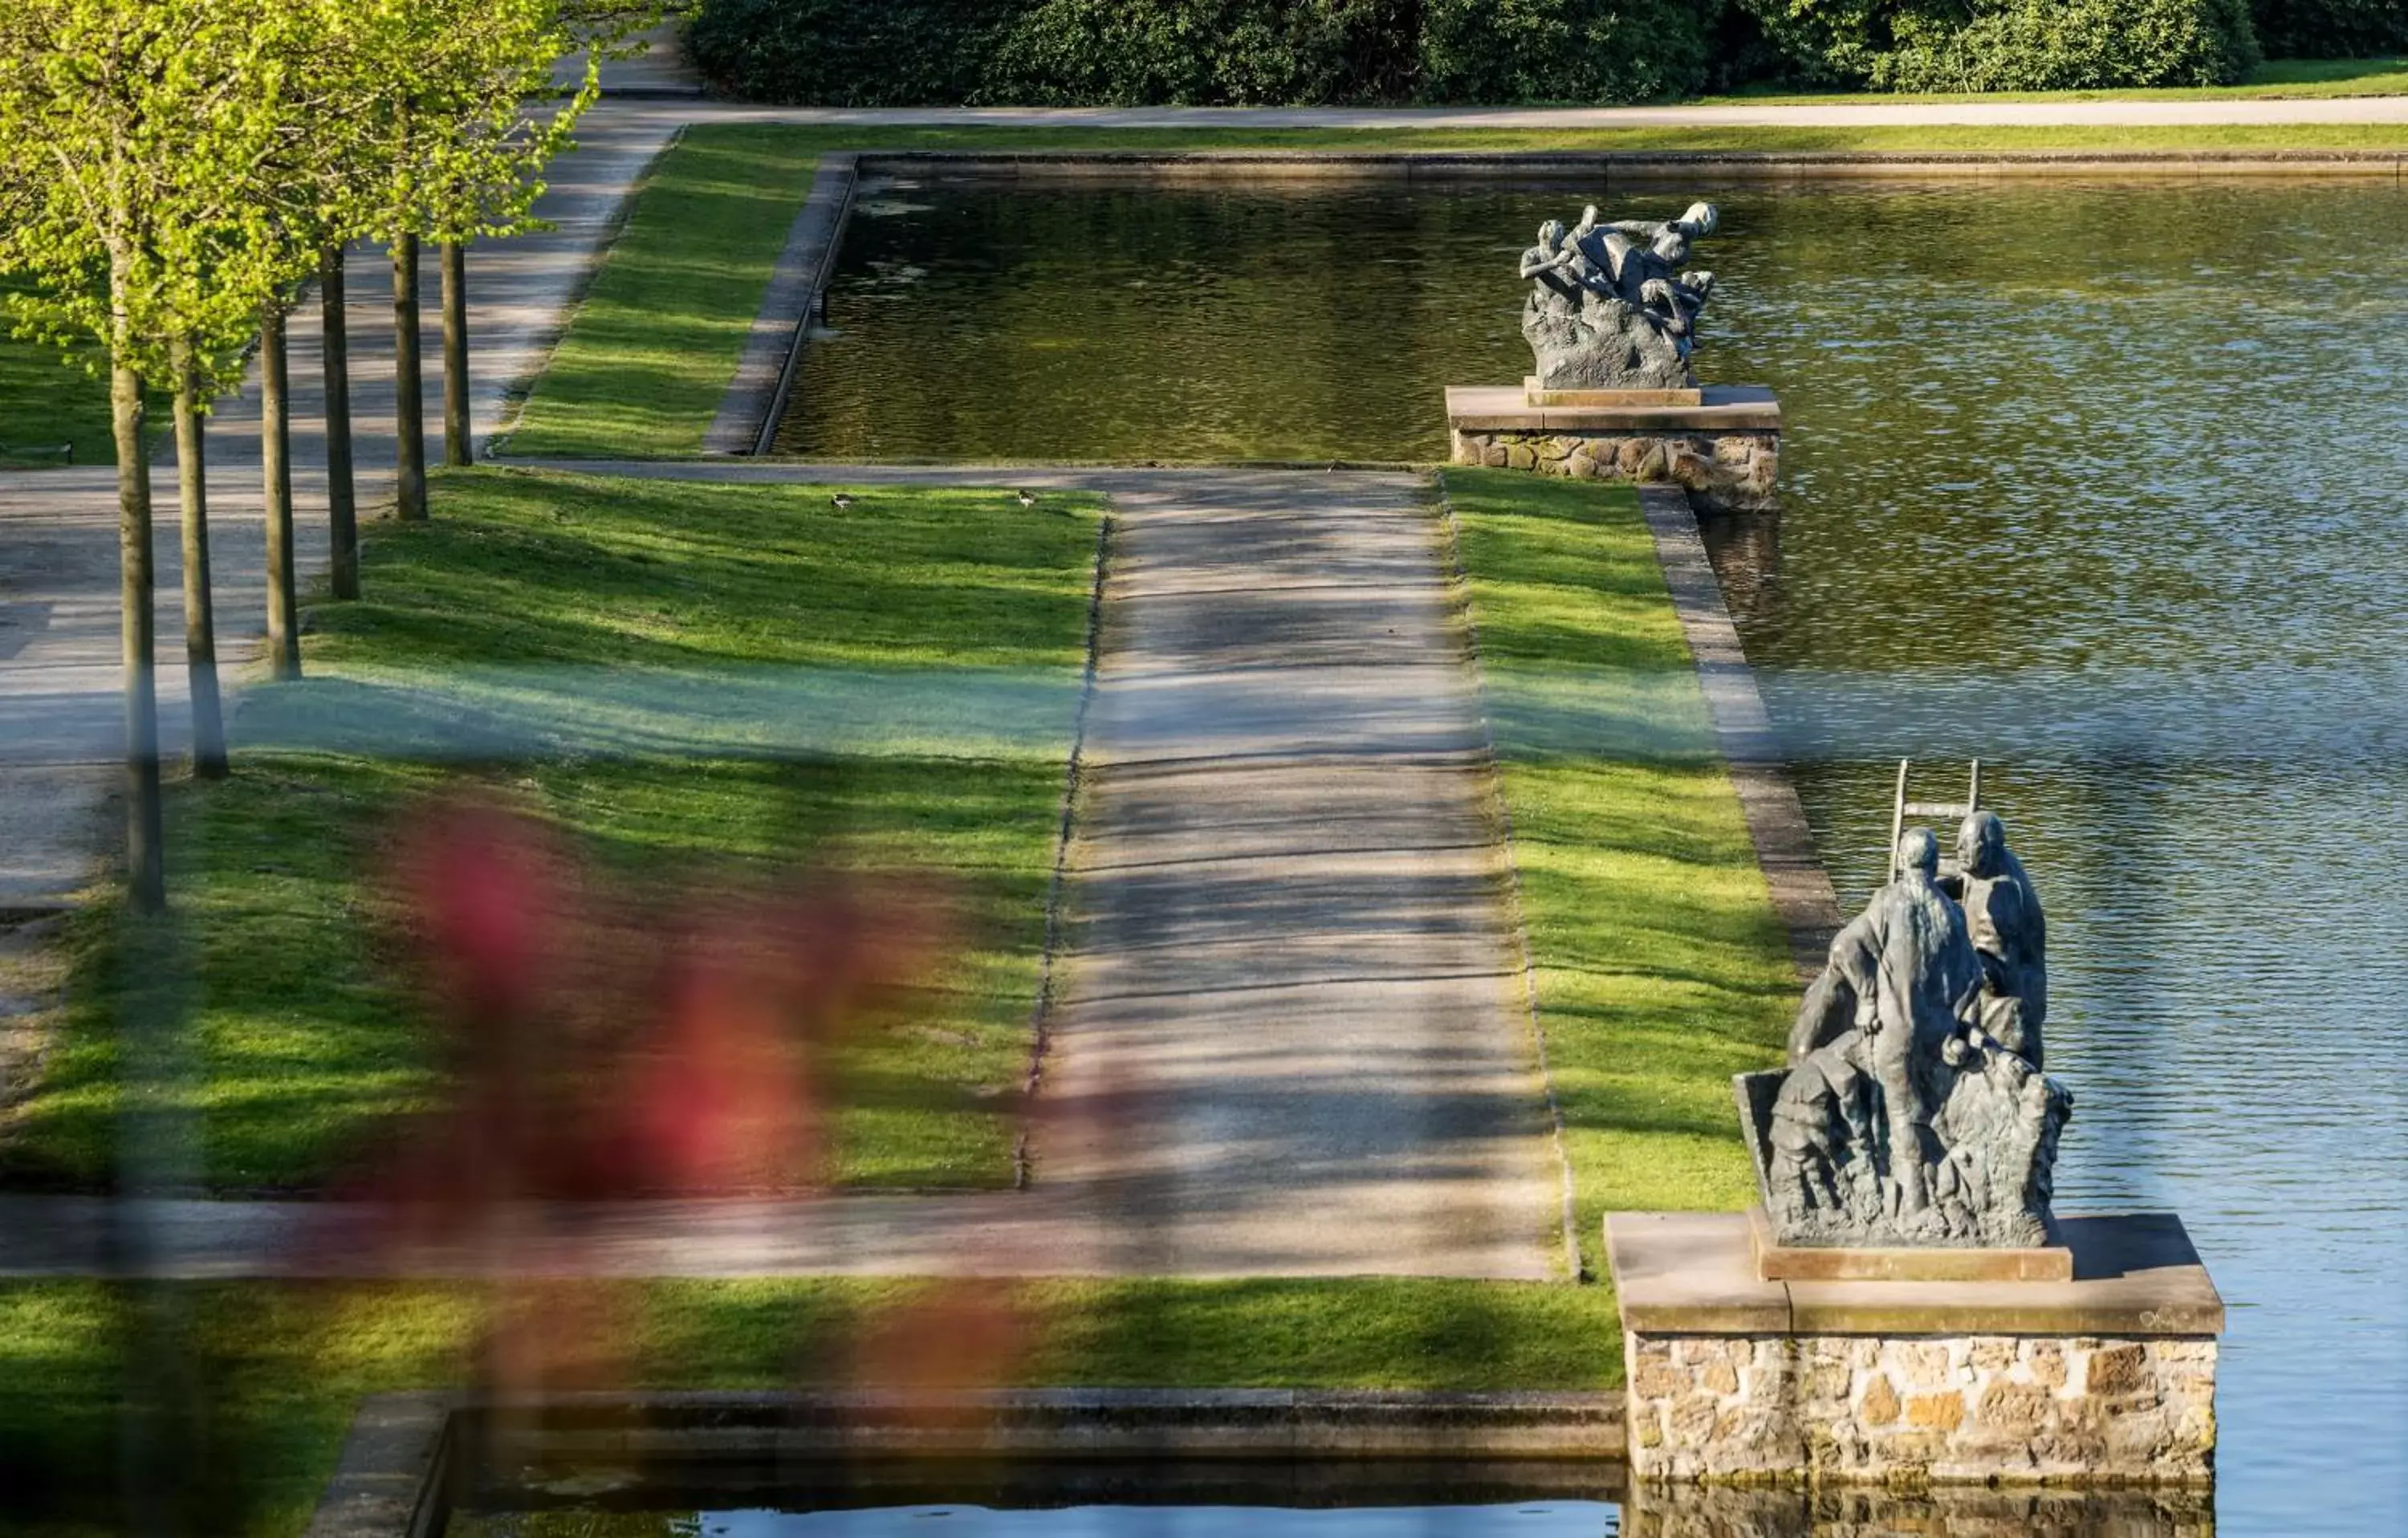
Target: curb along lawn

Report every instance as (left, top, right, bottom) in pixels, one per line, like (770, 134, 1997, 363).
(0, 466, 1100, 1194)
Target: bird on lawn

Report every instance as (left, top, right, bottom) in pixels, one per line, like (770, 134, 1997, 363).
(830, 493, 856, 510)
(1015, 490, 1038, 508)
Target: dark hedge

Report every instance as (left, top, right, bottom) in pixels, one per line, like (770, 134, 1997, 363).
(2248, 0, 2408, 58)
(687, 0, 1714, 104)
(685, 0, 2386, 104)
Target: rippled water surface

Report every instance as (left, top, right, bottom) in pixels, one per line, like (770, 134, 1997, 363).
(779, 177, 2408, 1532)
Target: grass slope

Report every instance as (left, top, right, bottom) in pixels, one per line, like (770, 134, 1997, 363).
(0, 1276, 1617, 1535)
(0, 468, 1100, 1192)
(504, 124, 819, 458)
(1444, 470, 1795, 1280)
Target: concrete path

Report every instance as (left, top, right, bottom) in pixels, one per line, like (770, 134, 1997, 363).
(1031, 470, 1557, 1278)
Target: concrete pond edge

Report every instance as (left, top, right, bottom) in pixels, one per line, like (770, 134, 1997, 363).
(853, 148, 2408, 182)
(1633, 486, 1845, 978)
(302, 1389, 1629, 1537)
(705, 152, 861, 456)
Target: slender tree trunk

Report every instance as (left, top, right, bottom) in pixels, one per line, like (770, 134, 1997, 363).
(393, 234, 427, 520)
(321, 246, 359, 599)
(261, 303, 301, 681)
(441, 239, 471, 467)
(112, 362, 166, 913)
(171, 343, 228, 779)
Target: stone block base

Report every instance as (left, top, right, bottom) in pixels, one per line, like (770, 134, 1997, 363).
(1450, 427, 1779, 514)
(1606, 1211, 2225, 1487)
(1625, 1329, 2218, 1485)
(1442, 384, 1782, 514)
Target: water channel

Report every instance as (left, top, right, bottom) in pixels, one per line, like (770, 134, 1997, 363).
(777, 176, 2408, 1533)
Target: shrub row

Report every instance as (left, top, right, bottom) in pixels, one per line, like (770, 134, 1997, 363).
(685, 0, 2381, 104)
(684, 0, 1721, 105)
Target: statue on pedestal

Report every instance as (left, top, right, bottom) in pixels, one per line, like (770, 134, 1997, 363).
(1516, 201, 1720, 392)
(1753, 815, 2069, 1250)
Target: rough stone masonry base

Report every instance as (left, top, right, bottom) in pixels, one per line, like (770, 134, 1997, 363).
(1625, 1331, 2216, 1485)
(1443, 385, 1781, 514)
(1606, 1212, 2223, 1487)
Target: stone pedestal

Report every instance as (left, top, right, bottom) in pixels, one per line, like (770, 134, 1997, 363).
(1605, 1211, 2223, 1487)
(1443, 385, 1781, 514)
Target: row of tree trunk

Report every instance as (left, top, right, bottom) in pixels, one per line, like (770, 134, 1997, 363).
(120, 238, 475, 912)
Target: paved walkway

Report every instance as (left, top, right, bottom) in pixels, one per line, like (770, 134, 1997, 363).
(9, 67, 2406, 893)
(1035, 470, 1556, 1277)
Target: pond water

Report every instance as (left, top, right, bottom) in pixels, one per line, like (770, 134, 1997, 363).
(449, 1499, 1621, 1538)
(443, 1479, 2211, 1536)
(776, 176, 2408, 1532)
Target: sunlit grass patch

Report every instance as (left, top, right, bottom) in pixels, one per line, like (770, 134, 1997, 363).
(1, 469, 1101, 1193)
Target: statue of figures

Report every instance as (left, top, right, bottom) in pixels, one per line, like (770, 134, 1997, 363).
(1955, 811, 2047, 1068)
(1519, 200, 1722, 392)
(1747, 820, 2072, 1251)
(1846, 827, 1987, 1223)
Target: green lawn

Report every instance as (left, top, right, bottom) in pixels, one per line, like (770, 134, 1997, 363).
(1442, 470, 1795, 1282)
(0, 1275, 1617, 1536)
(0, 279, 113, 468)
(504, 124, 820, 458)
(0, 468, 1101, 1192)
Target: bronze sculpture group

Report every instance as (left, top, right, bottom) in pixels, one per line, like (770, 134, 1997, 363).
(1518, 201, 1721, 392)
(1747, 811, 2069, 1251)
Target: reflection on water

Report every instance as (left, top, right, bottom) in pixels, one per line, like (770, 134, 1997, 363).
(775, 177, 2408, 1530)
(452, 1502, 1617, 1538)
(1621, 1484, 2211, 1537)
(447, 1484, 2217, 1537)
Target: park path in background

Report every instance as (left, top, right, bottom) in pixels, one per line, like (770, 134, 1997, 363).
(0, 466, 1564, 1279)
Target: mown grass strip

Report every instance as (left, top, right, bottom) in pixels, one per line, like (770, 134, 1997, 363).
(504, 124, 820, 458)
(1443, 469, 1795, 1283)
(0, 467, 1102, 1193)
